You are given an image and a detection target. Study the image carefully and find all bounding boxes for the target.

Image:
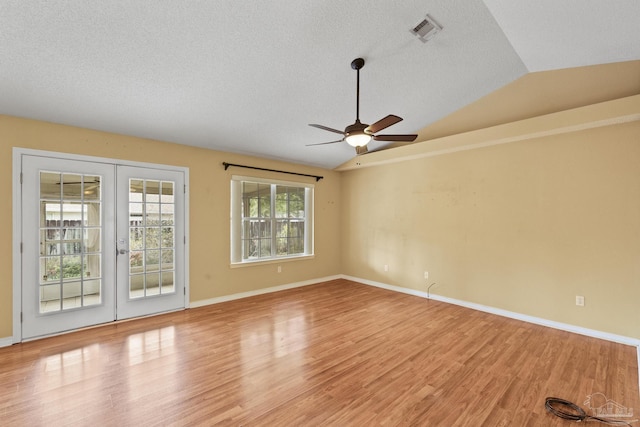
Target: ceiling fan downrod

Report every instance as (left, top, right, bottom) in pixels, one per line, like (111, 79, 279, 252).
(351, 58, 365, 123)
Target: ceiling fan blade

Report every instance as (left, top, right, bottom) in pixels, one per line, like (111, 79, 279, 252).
(355, 145, 368, 155)
(309, 124, 345, 135)
(306, 139, 344, 147)
(366, 114, 403, 134)
(373, 134, 418, 142)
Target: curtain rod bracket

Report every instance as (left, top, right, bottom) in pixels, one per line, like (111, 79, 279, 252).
(222, 162, 323, 182)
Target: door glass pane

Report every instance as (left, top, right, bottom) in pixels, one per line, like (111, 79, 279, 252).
(130, 180, 144, 199)
(130, 274, 144, 298)
(146, 227, 160, 249)
(62, 174, 83, 200)
(83, 176, 101, 201)
(146, 273, 160, 296)
(130, 226, 144, 250)
(146, 249, 160, 267)
(40, 172, 61, 200)
(83, 279, 101, 306)
(161, 249, 174, 266)
(84, 254, 100, 278)
(161, 227, 173, 248)
(39, 171, 103, 313)
(40, 284, 61, 313)
(161, 271, 175, 293)
(145, 203, 160, 225)
(128, 178, 177, 298)
(62, 255, 82, 280)
(41, 256, 61, 281)
(161, 181, 174, 201)
(62, 282, 80, 309)
(161, 204, 174, 225)
(85, 203, 101, 226)
(146, 180, 160, 203)
(130, 250, 143, 269)
(84, 228, 101, 253)
(43, 241, 60, 257)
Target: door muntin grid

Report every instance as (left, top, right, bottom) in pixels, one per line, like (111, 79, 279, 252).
(39, 171, 103, 313)
(128, 179, 175, 299)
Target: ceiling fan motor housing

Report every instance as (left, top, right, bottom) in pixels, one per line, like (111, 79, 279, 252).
(345, 120, 369, 136)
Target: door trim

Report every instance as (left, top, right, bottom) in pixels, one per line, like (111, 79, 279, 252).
(12, 148, 190, 343)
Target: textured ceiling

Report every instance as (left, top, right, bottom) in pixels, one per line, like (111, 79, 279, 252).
(1, 1, 639, 169)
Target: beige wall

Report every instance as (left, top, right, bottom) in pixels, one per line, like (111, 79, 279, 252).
(340, 120, 640, 339)
(0, 115, 343, 338)
(3, 86, 640, 342)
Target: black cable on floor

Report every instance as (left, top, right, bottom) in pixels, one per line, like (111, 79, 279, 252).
(545, 397, 634, 426)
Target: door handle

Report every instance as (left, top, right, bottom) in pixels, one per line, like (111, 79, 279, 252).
(116, 238, 128, 256)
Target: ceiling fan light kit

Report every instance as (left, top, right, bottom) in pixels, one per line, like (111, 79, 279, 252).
(344, 120, 371, 147)
(307, 58, 417, 154)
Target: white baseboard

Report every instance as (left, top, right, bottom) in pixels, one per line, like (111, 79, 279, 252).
(190, 275, 343, 308)
(343, 274, 640, 395)
(196, 273, 638, 347)
(0, 336, 14, 348)
(342, 275, 640, 347)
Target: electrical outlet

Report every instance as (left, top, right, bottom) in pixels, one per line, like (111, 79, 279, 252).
(424, 271, 429, 280)
(277, 265, 282, 273)
(575, 295, 585, 306)
(384, 264, 389, 272)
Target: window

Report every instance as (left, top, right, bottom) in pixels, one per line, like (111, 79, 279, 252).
(231, 176, 313, 264)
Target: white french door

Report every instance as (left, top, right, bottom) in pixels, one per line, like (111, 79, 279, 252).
(115, 166, 185, 320)
(20, 153, 186, 340)
(21, 156, 116, 339)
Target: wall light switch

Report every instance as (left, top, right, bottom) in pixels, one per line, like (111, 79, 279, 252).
(575, 295, 585, 306)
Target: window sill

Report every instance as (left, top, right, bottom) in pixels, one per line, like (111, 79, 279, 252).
(230, 254, 314, 268)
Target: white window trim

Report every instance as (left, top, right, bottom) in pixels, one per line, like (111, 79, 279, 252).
(230, 175, 314, 266)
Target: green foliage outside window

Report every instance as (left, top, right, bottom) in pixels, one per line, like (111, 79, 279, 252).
(241, 183, 307, 260)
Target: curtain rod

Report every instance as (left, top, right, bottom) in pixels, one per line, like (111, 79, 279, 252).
(222, 162, 323, 182)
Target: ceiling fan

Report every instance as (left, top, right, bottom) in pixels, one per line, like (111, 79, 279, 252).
(307, 58, 417, 155)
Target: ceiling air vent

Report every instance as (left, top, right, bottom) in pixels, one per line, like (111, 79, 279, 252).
(410, 14, 442, 43)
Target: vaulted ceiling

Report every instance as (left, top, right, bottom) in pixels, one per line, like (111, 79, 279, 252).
(1, 1, 639, 169)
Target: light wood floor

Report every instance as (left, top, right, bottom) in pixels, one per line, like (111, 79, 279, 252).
(1, 279, 638, 426)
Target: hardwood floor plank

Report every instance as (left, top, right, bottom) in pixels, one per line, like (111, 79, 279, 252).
(1, 279, 638, 426)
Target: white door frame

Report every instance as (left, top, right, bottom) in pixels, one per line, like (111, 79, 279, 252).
(12, 148, 190, 342)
